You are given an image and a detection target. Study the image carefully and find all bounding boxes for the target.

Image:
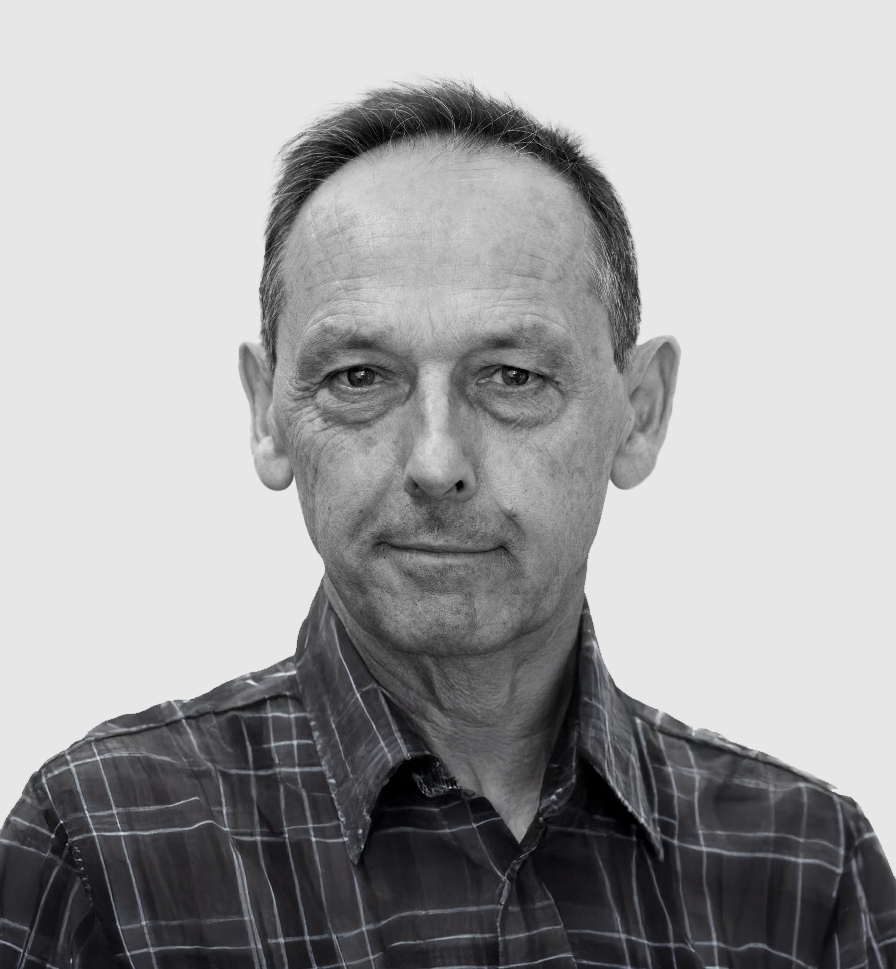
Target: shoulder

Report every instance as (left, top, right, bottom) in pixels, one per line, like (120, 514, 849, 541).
(622, 693, 869, 860)
(624, 693, 896, 954)
(79, 655, 302, 744)
(626, 694, 834, 789)
(34, 657, 315, 834)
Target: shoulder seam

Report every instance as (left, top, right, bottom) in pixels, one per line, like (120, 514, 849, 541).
(41, 672, 300, 766)
(628, 701, 835, 791)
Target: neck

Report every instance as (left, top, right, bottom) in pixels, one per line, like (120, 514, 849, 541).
(324, 577, 583, 841)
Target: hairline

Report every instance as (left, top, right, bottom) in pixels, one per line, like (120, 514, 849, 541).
(267, 136, 616, 370)
(289, 134, 606, 307)
(260, 85, 638, 374)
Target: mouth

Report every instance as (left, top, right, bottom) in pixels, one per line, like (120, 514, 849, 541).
(379, 541, 507, 587)
(385, 543, 501, 555)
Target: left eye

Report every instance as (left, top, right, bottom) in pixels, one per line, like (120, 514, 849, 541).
(482, 366, 541, 387)
(339, 367, 378, 387)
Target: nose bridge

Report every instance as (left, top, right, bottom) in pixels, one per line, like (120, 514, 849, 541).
(417, 369, 454, 441)
(403, 368, 476, 501)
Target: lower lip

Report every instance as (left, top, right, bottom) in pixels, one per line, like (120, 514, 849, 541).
(385, 545, 502, 569)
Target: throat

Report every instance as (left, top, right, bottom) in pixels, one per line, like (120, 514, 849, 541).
(325, 575, 585, 841)
(415, 695, 573, 843)
(457, 763, 549, 843)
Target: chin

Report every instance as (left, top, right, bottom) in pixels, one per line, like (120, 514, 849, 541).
(365, 584, 549, 657)
(326, 549, 574, 656)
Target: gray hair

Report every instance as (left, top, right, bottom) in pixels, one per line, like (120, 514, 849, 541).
(261, 80, 640, 371)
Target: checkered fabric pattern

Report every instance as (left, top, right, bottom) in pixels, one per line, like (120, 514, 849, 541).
(2, 586, 894, 968)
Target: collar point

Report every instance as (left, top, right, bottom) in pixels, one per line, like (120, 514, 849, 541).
(645, 825, 665, 861)
(345, 827, 367, 866)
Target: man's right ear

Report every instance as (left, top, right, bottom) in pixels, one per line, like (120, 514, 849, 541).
(238, 343, 294, 491)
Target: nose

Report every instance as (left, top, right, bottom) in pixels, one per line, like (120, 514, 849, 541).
(402, 376, 477, 501)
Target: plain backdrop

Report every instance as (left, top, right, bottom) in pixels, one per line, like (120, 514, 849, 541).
(2, 2, 893, 863)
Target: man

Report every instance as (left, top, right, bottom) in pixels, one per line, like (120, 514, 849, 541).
(1, 81, 893, 968)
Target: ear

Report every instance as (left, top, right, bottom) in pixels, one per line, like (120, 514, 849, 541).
(238, 342, 294, 491)
(611, 336, 681, 490)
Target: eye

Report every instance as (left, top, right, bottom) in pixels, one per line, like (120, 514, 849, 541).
(337, 366, 378, 388)
(500, 366, 531, 386)
(479, 365, 543, 389)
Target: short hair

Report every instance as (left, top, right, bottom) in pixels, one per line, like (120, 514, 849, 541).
(260, 80, 640, 372)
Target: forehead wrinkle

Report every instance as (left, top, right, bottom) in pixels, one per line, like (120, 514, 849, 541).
(282, 144, 603, 362)
(291, 262, 603, 380)
(488, 206, 537, 308)
(299, 217, 585, 299)
(296, 198, 363, 301)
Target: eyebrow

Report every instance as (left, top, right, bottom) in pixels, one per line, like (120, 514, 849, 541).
(294, 323, 401, 377)
(294, 316, 583, 379)
(476, 323, 574, 353)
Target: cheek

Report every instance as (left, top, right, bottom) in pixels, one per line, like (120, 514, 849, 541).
(483, 406, 617, 552)
(486, 441, 601, 545)
(291, 418, 395, 549)
(524, 445, 605, 534)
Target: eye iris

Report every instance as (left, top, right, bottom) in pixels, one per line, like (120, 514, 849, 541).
(502, 367, 530, 386)
(346, 367, 376, 387)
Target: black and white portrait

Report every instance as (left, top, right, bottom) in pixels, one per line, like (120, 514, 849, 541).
(2, 3, 893, 966)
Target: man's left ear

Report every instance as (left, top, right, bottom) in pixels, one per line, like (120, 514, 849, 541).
(611, 336, 681, 490)
(238, 342, 294, 491)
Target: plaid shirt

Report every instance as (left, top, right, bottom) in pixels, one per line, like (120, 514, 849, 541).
(2, 586, 894, 968)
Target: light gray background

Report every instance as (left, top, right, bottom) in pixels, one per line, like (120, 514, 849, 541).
(2, 2, 893, 861)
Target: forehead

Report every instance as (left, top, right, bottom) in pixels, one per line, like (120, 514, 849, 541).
(278, 141, 606, 359)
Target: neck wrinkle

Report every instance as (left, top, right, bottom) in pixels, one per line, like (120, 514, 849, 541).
(324, 574, 583, 812)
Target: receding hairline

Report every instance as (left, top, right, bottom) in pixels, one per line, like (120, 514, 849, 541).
(278, 134, 606, 323)
(260, 81, 640, 373)
(290, 134, 593, 232)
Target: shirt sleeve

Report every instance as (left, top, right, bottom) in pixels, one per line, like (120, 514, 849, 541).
(0, 773, 117, 969)
(820, 802, 896, 969)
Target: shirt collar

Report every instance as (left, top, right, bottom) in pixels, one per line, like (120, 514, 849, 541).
(574, 600, 663, 857)
(293, 586, 428, 864)
(294, 585, 661, 864)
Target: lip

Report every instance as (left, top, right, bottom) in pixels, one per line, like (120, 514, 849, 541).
(386, 543, 500, 555)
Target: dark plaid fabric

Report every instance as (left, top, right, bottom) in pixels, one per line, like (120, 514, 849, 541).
(2, 586, 894, 968)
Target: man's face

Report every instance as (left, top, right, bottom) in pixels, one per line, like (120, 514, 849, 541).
(271, 143, 629, 656)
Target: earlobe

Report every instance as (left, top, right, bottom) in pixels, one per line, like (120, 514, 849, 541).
(253, 431, 295, 491)
(611, 336, 680, 490)
(238, 342, 294, 492)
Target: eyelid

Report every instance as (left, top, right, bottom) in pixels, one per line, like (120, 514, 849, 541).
(326, 364, 399, 394)
(329, 364, 382, 378)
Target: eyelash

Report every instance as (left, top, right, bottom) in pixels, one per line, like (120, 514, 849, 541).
(479, 366, 546, 390)
(330, 366, 382, 389)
